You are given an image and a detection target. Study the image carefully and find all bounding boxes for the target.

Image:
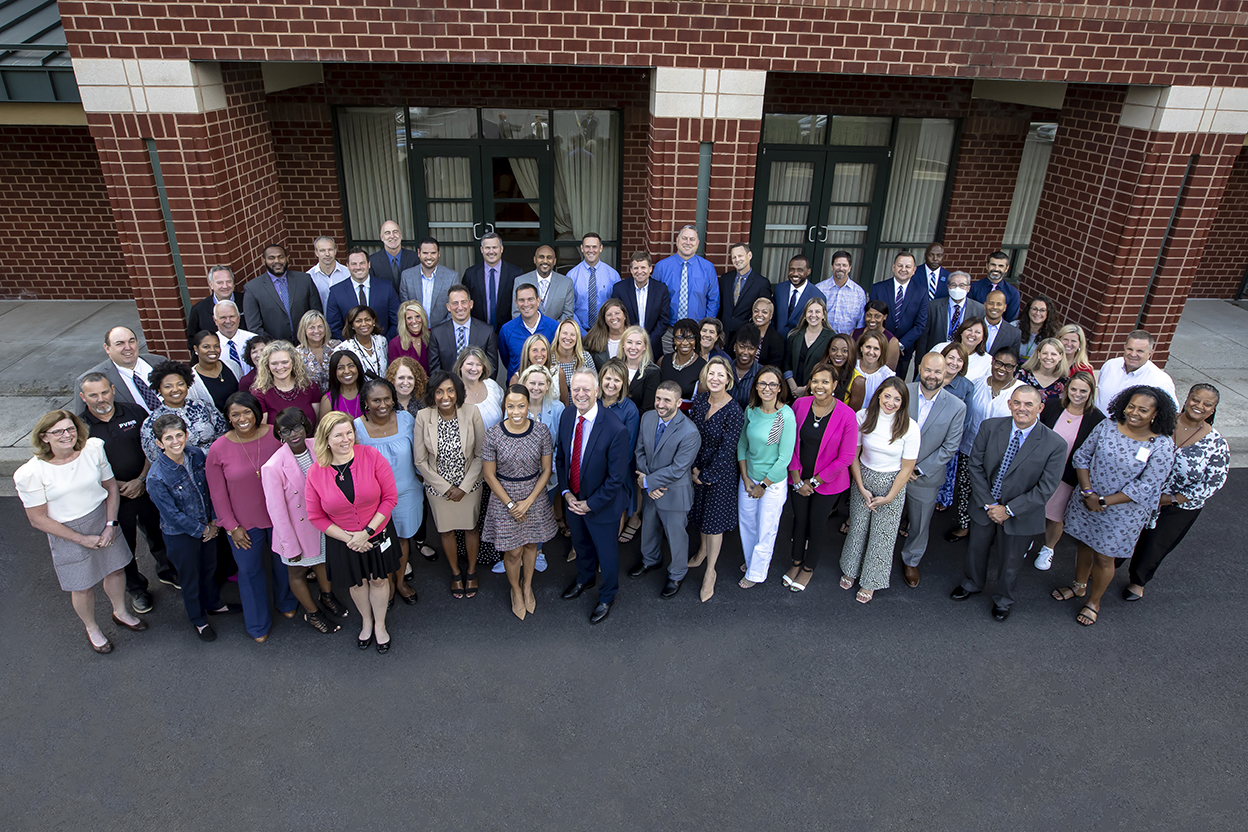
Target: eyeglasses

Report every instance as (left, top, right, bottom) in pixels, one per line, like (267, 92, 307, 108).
(673, 334, 695, 342)
(756, 381, 781, 389)
(992, 360, 1018, 371)
(44, 426, 77, 437)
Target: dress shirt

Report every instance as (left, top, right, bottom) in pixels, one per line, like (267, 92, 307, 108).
(115, 358, 156, 414)
(988, 420, 1037, 511)
(419, 269, 437, 312)
(922, 266, 943, 298)
(641, 413, 674, 490)
(568, 261, 621, 332)
(484, 263, 502, 324)
(563, 403, 599, 495)
(347, 276, 373, 309)
(653, 254, 720, 322)
(1094, 358, 1178, 413)
(218, 328, 258, 374)
(817, 277, 866, 334)
(985, 320, 1004, 352)
(916, 387, 939, 429)
(634, 281, 650, 327)
(453, 320, 471, 353)
(946, 300, 968, 340)
(309, 261, 350, 310)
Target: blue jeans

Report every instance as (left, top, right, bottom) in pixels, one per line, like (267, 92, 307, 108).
(227, 527, 297, 638)
(164, 532, 222, 628)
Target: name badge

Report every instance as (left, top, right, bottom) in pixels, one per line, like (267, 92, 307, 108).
(1136, 446, 1151, 463)
(379, 536, 392, 553)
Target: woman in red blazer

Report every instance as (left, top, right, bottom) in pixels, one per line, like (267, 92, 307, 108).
(784, 364, 859, 592)
(305, 411, 399, 653)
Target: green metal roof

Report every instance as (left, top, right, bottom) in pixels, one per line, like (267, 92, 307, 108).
(0, 0, 78, 102)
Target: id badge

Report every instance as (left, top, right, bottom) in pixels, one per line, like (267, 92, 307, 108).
(379, 535, 392, 552)
(1136, 446, 1151, 463)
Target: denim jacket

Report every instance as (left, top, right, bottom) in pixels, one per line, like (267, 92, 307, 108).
(146, 446, 215, 537)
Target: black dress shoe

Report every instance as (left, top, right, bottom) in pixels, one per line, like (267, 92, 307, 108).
(376, 637, 391, 654)
(660, 578, 683, 598)
(357, 633, 373, 650)
(589, 602, 612, 624)
(628, 561, 662, 579)
(944, 529, 969, 543)
(950, 586, 980, 601)
(562, 580, 593, 600)
(992, 604, 1011, 621)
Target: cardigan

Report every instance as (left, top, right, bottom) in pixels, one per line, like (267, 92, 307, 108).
(261, 439, 321, 560)
(305, 443, 397, 534)
(1040, 398, 1107, 486)
(787, 396, 859, 495)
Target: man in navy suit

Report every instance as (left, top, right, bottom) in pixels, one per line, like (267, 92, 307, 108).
(920, 242, 951, 301)
(718, 243, 771, 336)
(611, 252, 671, 358)
(326, 248, 400, 340)
(773, 255, 823, 339)
(368, 220, 420, 290)
(463, 232, 523, 333)
(968, 250, 1022, 324)
(558, 369, 631, 625)
(868, 250, 928, 380)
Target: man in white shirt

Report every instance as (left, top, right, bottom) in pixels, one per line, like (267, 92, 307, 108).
(1095, 329, 1178, 412)
(307, 235, 350, 310)
(513, 244, 575, 322)
(75, 326, 170, 415)
(399, 237, 459, 328)
(213, 300, 257, 376)
(817, 249, 867, 335)
(918, 270, 985, 356)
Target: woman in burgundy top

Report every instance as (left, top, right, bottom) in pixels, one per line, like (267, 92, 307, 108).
(388, 300, 431, 373)
(250, 341, 321, 427)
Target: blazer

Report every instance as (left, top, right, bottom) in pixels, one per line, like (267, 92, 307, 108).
(868, 279, 928, 354)
(773, 281, 824, 339)
(243, 270, 323, 343)
(76, 354, 170, 413)
(326, 277, 400, 341)
(919, 297, 986, 357)
(260, 440, 321, 561)
(905, 383, 967, 497)
(787, 396, 858, 495)
(984, 320, 1022, 356)
(1040, 398, 1107, 486)
(427, 317, 500, 375)
(968, 416, 1067, 536)
(611, 278, 671, 359)
(634, 409, 702, 512)
(557, 404, 631, 519)
(369, 248, 420, 290)
(399, 264, 459, 328)
(412, 406, 485, 495)
(917, 265, 951, 300)
(464, 260, 524, 331)
(968, 278, 1022, 324)
(785, 326, 834, 387)
(627, 363, 660, 413)
(513, 270, 576, 323)
(718, 269, 771, 335)
(305, 443, 397, 535)
(185, 289, 246, 348)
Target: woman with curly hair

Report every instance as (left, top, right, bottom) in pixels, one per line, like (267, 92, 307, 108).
(139, 360, 227, 463)
(1018, 294, 1060, 360)
(250, 341, 321, 426)
(386, 356, 428, 418)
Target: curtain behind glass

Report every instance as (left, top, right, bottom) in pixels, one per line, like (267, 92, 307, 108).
(873, 118, 956, 281)
(338, 108, 410, 239)
(553, 111, 618, 243)
(1003, 123, 1057, 275)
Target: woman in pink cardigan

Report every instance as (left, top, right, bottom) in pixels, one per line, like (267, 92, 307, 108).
(305, 411, 399, 654)
(260, 408, 348, 635)
(784, 364, 858, 592)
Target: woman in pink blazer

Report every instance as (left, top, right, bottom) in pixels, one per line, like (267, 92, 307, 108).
(261, 408, 348, 634)
(784, 364, 858, 591)
(305, 411, 399, 654)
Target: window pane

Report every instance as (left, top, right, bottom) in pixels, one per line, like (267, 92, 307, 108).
(828, 116, 892, 146)
(763, 114, 827, 145)
(1003, 123, 1057, 246)
(874, 118, 956, 281)
(553, 110, 619, 243)
(423, 156, 474, 249)
(338, 107, 411, 241)
(485, 109, 550, 140)
(409, 107, 478, 139)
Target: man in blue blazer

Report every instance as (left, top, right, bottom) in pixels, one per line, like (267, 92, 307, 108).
(968, 250, 1022, 324)
(326, 248, 400, 340)
(368, 220, 420, 290)
(868, 250, 928, 380)
(463, 232, 524, 333)
(773, 255, 824, 339)
(612, 252, 671, 358)
(558, 368, 631, 625)
(919, 242, 951, 301)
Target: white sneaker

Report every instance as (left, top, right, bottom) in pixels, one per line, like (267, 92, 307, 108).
(1034, 546, 1055, 571)
(535, 553, 548, 572)
(491, 561, 506, 574)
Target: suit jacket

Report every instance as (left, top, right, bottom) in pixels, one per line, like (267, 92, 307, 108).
(76, 355, 170, 413)
(917, 265, 951, 300)
(464, 260, 524, 331)
(369, 248, 420, 290)
(326, 277, 400, 341)
(905, 383, 967, 498)
(1040, 398, 1107, 486)
(261, 440, 320, 561)
(868, 279, 928, 354)
(412, 406, 485, 495)
(774, 281, 824, 339)
(968, 416, 1066, 536)
(185, 290, 246, 348)
(718, 269, 771, 335)
(398, 264, 459, 328)
(243, 271, 322, 343)
(919, 297, 986, 357)
(512, 270, 576, 323)
(427, 317, 500, 375)
(557, 404, 630, 520)
(634, 410, 701, 513)
(968, 278, 1022, 324)
(984, 320, 1022, 356)
(611, 278, 671, 359)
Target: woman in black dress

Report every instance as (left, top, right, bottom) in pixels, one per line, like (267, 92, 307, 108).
(191, 330, 239, 415)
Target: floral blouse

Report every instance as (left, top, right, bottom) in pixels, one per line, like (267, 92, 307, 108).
(1015, 368, 1065, 403)
(1161, 427, 1230, 513)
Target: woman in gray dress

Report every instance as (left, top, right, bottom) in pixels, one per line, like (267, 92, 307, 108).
(14, 410, 148, 653)
(1053, 385, 1177, 626)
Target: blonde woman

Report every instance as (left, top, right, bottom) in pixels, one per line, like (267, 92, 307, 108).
(389, 300, 431, 373)
(1056, 323, 1094, 376)
(552, 318, 596, 397)
(620, 324, 659, 412)
(509, 333, 565, 403)
(1016, 337, 1070, 402)
(251, 341, 321, 426)
(295, 310, 340, 392)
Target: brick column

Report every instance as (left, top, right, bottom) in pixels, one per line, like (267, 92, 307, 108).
(1025, 85, 1246, 364)
(645, 68, 763, 270)
(74, 60, 287, 359)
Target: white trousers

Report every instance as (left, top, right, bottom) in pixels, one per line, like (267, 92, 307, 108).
(738, 478, 788, 583)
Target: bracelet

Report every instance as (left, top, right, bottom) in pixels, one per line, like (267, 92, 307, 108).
(791, 479, 804, 491)
(105, 520, 118, 527)
(1081, 489, 1096, 496)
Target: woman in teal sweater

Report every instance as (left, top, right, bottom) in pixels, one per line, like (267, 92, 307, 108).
(736, 366, 797, 588)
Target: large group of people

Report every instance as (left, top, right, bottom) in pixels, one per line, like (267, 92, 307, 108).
(21, 230, 1231, 654)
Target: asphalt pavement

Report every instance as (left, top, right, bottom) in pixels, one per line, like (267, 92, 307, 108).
(1, 474, 1245, 831)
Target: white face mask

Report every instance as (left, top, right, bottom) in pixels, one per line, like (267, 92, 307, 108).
(948, 287, 968, 302)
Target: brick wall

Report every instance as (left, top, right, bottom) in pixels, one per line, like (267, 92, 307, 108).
(0, 125, 128, 300)
(270, 101, 345, 270)
(59, 1, 1248, 88)
(1191, 147, 1248, 298)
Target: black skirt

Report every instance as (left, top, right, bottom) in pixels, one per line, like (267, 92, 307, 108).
(325, 522, 400, 587)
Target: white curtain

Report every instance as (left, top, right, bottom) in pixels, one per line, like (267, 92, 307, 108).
(423, 156, 474, 274)
(338, 108, 411, 238)
(1003, 123, 1057, 275)
(761, 160, 815, 284)
(552, 111, 618, 242)
(875, 118, 957, 281)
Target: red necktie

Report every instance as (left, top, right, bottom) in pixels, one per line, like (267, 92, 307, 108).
(570, 415, 585, 494)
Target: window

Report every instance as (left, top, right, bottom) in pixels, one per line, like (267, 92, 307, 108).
(1001, 122, 1057, 278)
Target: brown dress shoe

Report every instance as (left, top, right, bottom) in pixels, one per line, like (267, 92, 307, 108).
(903, 564, 920, 587)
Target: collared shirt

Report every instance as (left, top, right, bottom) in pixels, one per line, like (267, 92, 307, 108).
(990, 418, 1037, 511)
(114, 357, 156, 414)
(347, 275, 373, 308)
(563, 402, 599, 495)
(211, 292, 237, 308)
(641, 412, 676, 489)
(922, 266, 943, 297)
(985, 320, 1004, 352)
(218, 328, 258, 375)
(499, 314, 558, 378)
(634, 280, 650, 326)
(309, 261, 350, 310)
(891, 278, 912, 304)
(653, 253, 720, 322)
(946, 300, 968, 338)
(567, 260, 621, 332)
(1094, 358, 1178, 413)
(452, 320, 471, 353)
(817, 277, 866, 334)
(82, 401, 149, 482)
(962, 378, 1024, 455)
(420, 268, 438, 312)
(916, 387, 940, 429)
(483, 261, 504, 322)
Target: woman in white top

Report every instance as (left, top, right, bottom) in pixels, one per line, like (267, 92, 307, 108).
(331, 305, 388, 379)
(454, 345, 505, 571)
(839, 378, 919, 604)
(14, 410, 147, 653)
(929, 317, 992, 385)
(854, 330, 896, 409)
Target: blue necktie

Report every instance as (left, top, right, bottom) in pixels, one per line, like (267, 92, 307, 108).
(273, 274, 292, 333)
(132, 371, 161, 412)
(655, 418, 667, 447)
(487, 267, 497, 327)
(948, 302, 962, 341)
(677, 261, 689, 320)
(228, 339, 242, 369)
(894, 284, 904, 323)
(587, 265, 598, 325)
(992, 429, 1022, 502)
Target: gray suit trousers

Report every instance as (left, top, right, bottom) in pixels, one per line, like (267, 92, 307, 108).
(901, 486, 940, 567)
(640, 499, 690, 581)
(960, 518, 1031, 609)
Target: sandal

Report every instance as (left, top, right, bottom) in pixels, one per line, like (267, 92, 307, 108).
(856, 588, 874, 604)
(318, 592, 349, 618)
(791, 567, 814, 592)
(1077, 604, 1099, 626)
(898, 522, 910, 539)
(1051, 581, 1087, 602)
(450, 576, 465, 599)
(304, 610, 340, 634)
(465, 575, 479, 599)
(557, 519, 571, 538)
(617, 516, 642, 544)
(839, 521, 849, 535)
(840, 575, 854, 590)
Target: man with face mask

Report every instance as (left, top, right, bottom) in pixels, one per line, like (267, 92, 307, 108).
(968, 250, 1022, 324)
(918, 270, 985, 356)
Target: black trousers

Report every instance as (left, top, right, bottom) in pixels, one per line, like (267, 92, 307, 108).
(117, 493, 172, 592)
(789, 490, 841, 571)
(1128, 504, 1202, 587)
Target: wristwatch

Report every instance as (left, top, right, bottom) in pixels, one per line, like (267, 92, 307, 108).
(810, 477, 821, 489)
(1097, 496, 1108, 508)
(506, 500, 517, 510)
(105, 520, 118, 527)
(364, 525, 376, 536)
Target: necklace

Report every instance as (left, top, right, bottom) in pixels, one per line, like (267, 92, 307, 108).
(272, 383, 300, 401)
(1175, 421, 1205, 448)
(331, 460, 351, 482)
(811, 401, 833, 427)
(671, 353, 697, 371)
(237, 433, 263, 479)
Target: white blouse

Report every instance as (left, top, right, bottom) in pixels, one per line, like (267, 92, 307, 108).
(856, 409, 920, 473)
(856, 361, 896, 408)
(14, 438, 114, 522)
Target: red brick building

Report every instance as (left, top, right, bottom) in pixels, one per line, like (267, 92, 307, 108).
(2, 0, 1247, 364)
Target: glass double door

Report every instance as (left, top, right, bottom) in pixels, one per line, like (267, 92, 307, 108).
(409, 142, 555, 275)
(750, 148, 891, 288)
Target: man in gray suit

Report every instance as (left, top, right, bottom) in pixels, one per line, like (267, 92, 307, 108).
(242, 243, 322, 342)
(900, 353, 965, 587)
(76, 326, 170, 415)
(512, 244, 575, 323)
(951, 385, 1065, 620)
(427, 284, 500, 374)
(399, 237, 458, 327)
(918, 270, 985, 357)
(628, 382, 702, 597)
